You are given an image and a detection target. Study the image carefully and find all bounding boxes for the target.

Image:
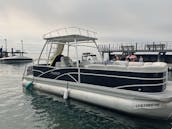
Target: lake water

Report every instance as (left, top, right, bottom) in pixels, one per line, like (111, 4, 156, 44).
(0, 63, 172, 129)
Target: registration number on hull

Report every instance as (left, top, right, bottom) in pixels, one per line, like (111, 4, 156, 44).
(135, 103, 162, 109)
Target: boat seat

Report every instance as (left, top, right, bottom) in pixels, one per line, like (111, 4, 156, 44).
(80, 60, 91, 66)
(55, 62, 61, 67)
(113, 61, 129, 66)
(60, 56, 73, 67)
(85, 62, 167, 73)
(128, 62, 144, 66)
(85, 63, 127, 71)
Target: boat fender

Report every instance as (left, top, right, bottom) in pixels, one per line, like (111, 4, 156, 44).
(24, 81, 33, 90)
(63, 89, 69, 100)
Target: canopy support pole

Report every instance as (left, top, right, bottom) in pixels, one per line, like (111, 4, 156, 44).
(38, 40, 49, 64)
(75, 39, 80, 83)
(67, 42, 69, 57)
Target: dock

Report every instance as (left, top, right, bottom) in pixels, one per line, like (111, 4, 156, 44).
(98, 41, 172, 63)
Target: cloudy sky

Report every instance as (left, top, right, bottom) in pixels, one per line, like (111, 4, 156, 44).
(0, 0, 172, 47)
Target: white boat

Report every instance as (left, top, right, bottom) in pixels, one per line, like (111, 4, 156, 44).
(22, 27, 172, 120)
(0, 55, 32, 64)
(0, 42, 32, 64)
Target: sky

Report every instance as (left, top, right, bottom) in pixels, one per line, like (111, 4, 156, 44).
(0, 0, 172, 50)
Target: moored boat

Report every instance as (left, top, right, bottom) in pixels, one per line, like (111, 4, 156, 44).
(0, 40, 32, 64)
(22, 27, 172, 120)
(0, 55, 32, 64)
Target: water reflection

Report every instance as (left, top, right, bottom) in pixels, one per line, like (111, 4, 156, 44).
(0, 64, 26, 76)
(29, 91, 171, 129)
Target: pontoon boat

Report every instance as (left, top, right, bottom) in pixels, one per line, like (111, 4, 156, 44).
(22, 27, 172, 120)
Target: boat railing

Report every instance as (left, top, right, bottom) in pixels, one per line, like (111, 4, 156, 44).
(22, 60, 35, 80)
(43, 27, 97, 39)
